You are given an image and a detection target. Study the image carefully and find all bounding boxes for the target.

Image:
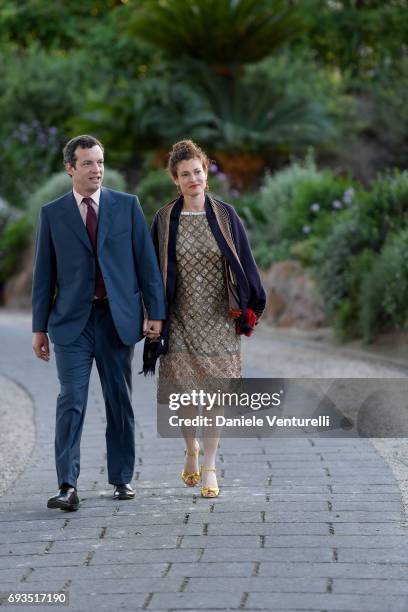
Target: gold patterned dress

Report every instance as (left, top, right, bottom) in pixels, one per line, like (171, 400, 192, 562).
(159, 211, 241, 382)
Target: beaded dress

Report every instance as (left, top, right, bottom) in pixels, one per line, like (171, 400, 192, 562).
(159, 211, 241, 382)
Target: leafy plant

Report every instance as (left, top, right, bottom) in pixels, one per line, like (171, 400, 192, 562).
(0, 44, 98, 205)
(314, 215, 371, 320)
(136, 169, 176, 225)
(313, 170, 408, 341)
(256, 154, 321, 237)
(285, 172, 355, 241)
(186, 59, 338, 155)
(367, 57, 408, 170)
(72, 40, 345, 179)
(129, 0, 305, 66)
(357, 169, 408, 250)
(333, 249, 375, 341)
(300, 0, 408, 79)
(360, 229, 408, 343)
(0, 216, 32, 282)
(246, 155, 358, 268)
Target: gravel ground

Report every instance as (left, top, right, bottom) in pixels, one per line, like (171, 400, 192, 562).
(370, 438, 408, 521)
(0, 373, 35, 495)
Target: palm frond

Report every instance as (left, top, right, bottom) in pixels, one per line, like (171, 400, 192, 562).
(128, 0, 306, 65)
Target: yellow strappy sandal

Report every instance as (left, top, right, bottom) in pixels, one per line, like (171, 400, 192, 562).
(200, 466, 220, 498)
(181, 444, 202, 487)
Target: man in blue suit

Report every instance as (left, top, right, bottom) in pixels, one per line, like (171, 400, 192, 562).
(32, 135, 166, 511)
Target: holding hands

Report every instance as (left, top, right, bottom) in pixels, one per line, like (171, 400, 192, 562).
(143, 319, 163, 342)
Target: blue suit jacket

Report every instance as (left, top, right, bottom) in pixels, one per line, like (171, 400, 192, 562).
(32, 187, 166, 346)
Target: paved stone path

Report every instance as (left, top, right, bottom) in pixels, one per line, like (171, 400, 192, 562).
(0, 312, 408, 611)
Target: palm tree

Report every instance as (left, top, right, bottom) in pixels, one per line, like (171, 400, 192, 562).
(129, 0, 306, 69)
(185, 60, 337, 153)
(120, 0, 338, 185)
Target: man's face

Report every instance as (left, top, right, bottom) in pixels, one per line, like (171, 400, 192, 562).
(65, 145, 104, 195)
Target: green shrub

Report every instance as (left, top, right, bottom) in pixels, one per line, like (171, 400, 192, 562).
(0, 44, 99, 206)
(28, 169, 126, 224)
(0, 216, 32, 282)
(360, 229, 408, 342)
(334, 249, 375, 340)
(135, 169, 176, 225)
(258, 155, 320, 242)
(208, 174, 232, 203)
(314, 172, 408, 341)
(314, 215, 372, 320)
(255, 240, 295, 269)
(290, 236, 321, 267)
(204, 164, 408, 340)
(315, 169, 408, 341)
(0, 197, 13, 233)
(230, 192, 263, 224)
(357, 169, 408, 250)
(248, 156, 320, 267)
(250, 154, 359, 268)
(333, 299, 355, 342)
(368, 56, 408, 170)
(284, 171, 355, 241)
(0, 197, 30, 284)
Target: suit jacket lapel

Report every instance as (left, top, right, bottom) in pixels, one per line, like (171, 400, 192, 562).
(58, 192, 93, 253)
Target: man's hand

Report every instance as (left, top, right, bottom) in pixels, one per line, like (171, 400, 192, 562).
(143, 319, 163, 342)
(32, 332, 50, 361)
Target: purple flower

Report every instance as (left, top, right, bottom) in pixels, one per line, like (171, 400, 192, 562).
(36, 131, 48, 147)
(217, 172, 227, 182)
(12, 124, 30, 143)
(15, 131, 29, 144)
(230, 189, 240, 198)
(343, 188, 355, 204)
(332, 200, 342, 210)
(302, 225, 311, 234)
(209, 163, 219, 174)
(310, 202, 320, 213)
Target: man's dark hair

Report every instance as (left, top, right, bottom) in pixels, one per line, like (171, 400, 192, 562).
(63, 135, 104, 167)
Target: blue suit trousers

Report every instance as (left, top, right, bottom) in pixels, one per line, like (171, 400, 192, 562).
(53, 303, 135, 488)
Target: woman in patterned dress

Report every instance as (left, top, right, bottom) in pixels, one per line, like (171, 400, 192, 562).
(144, 140, 265, 497)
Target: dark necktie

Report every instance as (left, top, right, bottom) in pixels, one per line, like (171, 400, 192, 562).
(82, 198, 106, 299)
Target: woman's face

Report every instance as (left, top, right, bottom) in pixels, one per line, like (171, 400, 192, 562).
(174, 158, 207, 198)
